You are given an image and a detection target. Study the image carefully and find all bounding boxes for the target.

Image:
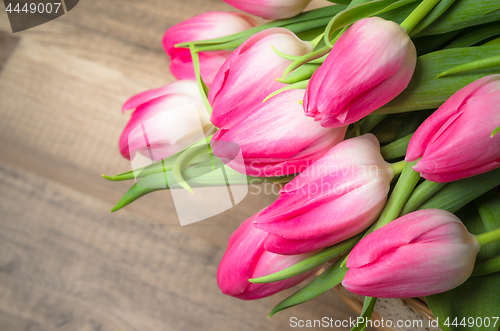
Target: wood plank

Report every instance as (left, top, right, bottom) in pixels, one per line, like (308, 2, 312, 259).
(0, 161, 357, 331)
(0, 6, 293, 249)
(0, 0, 365, 329)
(0, 32, 19, 72)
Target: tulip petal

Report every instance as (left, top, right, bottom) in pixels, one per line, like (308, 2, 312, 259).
(347, 210, 461, 269)
(222, 0, 312, 20)
(250, 134, 392, 254)
(406, 75, 500, 162)
(217, 215, 319, 300)
(210, 89, 346, 177)
(162, 11, 258, 56)
(119, 94, 210, 160)
(122, 80, 200, 113)
(209, 28, 313, 129)
(343, 209, 480, 298)
(304, 17, 416, 128)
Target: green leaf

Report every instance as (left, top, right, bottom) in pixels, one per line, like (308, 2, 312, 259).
(269, 258, 348, 317)
(426, 204, 500, 331)
(250, 234, 362, 284)
(396, 109, 433, 139)
(375, 45, 500, 115)
(475, 192, 500, 260)
(412, 29, 463, 56)
(189, 44, 212, 114)
(427, 264, 500, 331)
(437, 54, 500, 78)
(484, 36, 500, 46)
(263, 80, 309, 102)
(171, 144, 210, 193)
(345, 115, 387, 139)
(110, 158, 290, 212)
(177, 5, 347, 48)
(401, 180, 446, 215)
(472, 255, 500, 277)
(415, 0, 500, 37)
(372, 161, 420, 230)
(103, 155, 180, 182)
(281, 46, 333, 81)
(324, 0, 418, 45)
(360, 115, 388, 134)
(444, 22, 500, 49)
(351, 297, 378, 331)
(102, 145, 211, 181)
(279, 63, 320, 84)
(493, 125, 500, 137)
(380, 133, 413, 160)
(409, 0, 456, 36)
(346, 115, 388, 139)
(369, 113, 404, 135)
(417, 168, 500, 213)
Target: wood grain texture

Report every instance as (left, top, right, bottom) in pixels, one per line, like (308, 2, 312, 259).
(0, 0, 362, 330)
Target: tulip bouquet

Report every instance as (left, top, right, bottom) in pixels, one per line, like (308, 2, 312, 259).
(104, 0, 500, 329)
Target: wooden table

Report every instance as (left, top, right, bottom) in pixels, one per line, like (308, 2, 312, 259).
(0, 1, 362, 330)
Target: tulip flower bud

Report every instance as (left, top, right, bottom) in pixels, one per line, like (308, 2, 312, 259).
(217, 215, 319, 300)
(163, 12, 258, 86)
(119, 80, 214, 161)
(208, 28, 313, 129)
(222, 0, 312, 19)
(343, 209, 480, 298)
(406, 75, 500, 182)
(211, 89, 346, 177)
(253, 134, 393, 255)
(304, 17, 416, 128)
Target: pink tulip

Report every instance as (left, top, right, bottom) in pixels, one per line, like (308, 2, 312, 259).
(119, 80, 214, 161)
(163, 12, 258, 86)
(253, 134, 393, 255)
(222, 0, 312, 19)
(343, 209, 480, 298)
(406, 75, 500, 182)
(304, 17, 416, 128)
(208, 28, 313, 129)
(217, 214, 319, 300)
(211, 89, 346, 177)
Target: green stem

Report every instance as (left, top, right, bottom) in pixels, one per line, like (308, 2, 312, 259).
(171, 136, 213, 193)
(263, 80, 309, 102)
(278, 64, 319, 84)
(172, 145, 209, 193)
(471, 255, 500, 277)
(281, 46, 331, 80)
(390, 160, 407, 176)
(400, 0, 442, 35)
(310, 33, 324, 49)
(340, 161, 420, 267)
(346, 115, 388, 139)
(401, 180, 446, 215)
(475, 228, 500, 248)
(373, 161, 420, 231)
(249, 233, 362, 284)
(437, 55, 500, 78)
(189, 43, 212, 116)
(492, 125, 500, 137)
(380, 133, 412, 160)
(309, 54, 328, 64)
(354, 122, 361, 137)
(175, 5, 347, 48)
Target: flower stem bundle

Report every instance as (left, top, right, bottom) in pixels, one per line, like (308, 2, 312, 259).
(104, 0, 500, 329)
